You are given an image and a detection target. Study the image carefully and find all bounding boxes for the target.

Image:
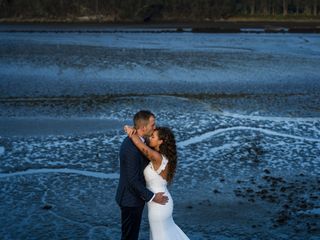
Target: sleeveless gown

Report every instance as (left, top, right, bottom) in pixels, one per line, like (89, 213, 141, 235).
(144, 155, 189, 240)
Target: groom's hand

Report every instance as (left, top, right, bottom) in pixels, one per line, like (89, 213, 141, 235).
(153, 192, 169, 205)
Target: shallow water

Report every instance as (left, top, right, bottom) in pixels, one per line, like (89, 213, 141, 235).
(0, 27, 320, 239)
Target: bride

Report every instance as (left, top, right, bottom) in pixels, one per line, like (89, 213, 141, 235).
(124, 125, 189, 240)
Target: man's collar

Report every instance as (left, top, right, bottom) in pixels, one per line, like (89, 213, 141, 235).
(138, 135, 145, 143)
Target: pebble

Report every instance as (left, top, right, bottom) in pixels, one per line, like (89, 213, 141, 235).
(246, 188, 254, 193)
(263, 169, 271, 174)
(213, 189, 221, 194)
(275, 212, 289, 225)
(42, 204, 53, 210)
(283, 204, 289, 209)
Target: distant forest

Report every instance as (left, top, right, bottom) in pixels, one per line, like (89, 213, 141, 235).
(0, 0, 319, 22)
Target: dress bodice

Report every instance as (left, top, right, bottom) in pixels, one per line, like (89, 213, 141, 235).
(143, 155, 168, 193)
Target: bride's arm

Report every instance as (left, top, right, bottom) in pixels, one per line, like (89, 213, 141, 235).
(124, 125, 162, 164)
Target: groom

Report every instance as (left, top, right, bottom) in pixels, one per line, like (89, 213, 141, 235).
(116, 110, 168, 240)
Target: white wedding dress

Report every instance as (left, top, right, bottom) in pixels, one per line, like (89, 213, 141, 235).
(144, 155, 189, 240)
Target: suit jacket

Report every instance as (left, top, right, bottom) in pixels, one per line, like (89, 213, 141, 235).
(116, 136, 154, 207)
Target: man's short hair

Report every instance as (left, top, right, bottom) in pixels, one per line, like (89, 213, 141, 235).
(133, 110, 155, 129)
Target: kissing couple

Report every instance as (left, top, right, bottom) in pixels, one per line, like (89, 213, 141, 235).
(116, 110, 189, 240)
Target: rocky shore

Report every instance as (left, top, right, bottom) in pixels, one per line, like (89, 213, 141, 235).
(170, 171, 320, 239)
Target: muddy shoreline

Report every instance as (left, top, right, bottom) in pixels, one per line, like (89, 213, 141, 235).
(0, 26, 319, 239)
(1, 20, 320, 33)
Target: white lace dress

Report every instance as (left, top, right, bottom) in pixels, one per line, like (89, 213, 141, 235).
(144, 155, 189, 240)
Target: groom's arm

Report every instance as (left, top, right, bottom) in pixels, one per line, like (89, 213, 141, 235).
(125, 151, 168, 205)
(124, 145, 154, 202)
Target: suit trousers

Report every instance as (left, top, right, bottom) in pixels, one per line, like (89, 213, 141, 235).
(120, 205, 144, 240)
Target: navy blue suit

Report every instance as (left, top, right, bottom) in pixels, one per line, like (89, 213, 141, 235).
(116, 137, 154, 239)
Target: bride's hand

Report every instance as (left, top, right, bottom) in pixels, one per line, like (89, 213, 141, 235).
(124, 125, 136, 137)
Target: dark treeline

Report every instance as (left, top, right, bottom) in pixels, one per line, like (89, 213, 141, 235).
(0, 0, 319, 22)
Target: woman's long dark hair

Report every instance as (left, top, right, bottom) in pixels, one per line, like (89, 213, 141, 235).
(156, 127, 177, 184)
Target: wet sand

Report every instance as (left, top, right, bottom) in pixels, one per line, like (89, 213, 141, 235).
(0, 117, 128, 137)
(1, 95, 319, 239)
(0, 27, 319, 239)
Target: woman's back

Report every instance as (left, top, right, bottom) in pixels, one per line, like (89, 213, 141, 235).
(144, 156, 189, 240)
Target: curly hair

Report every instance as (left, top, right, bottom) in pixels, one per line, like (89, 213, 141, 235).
(156, 127, 177, 184)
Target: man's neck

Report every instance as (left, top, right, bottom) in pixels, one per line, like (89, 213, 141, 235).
(136, 129, 144, 138)
(136, 129, 146, 143)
